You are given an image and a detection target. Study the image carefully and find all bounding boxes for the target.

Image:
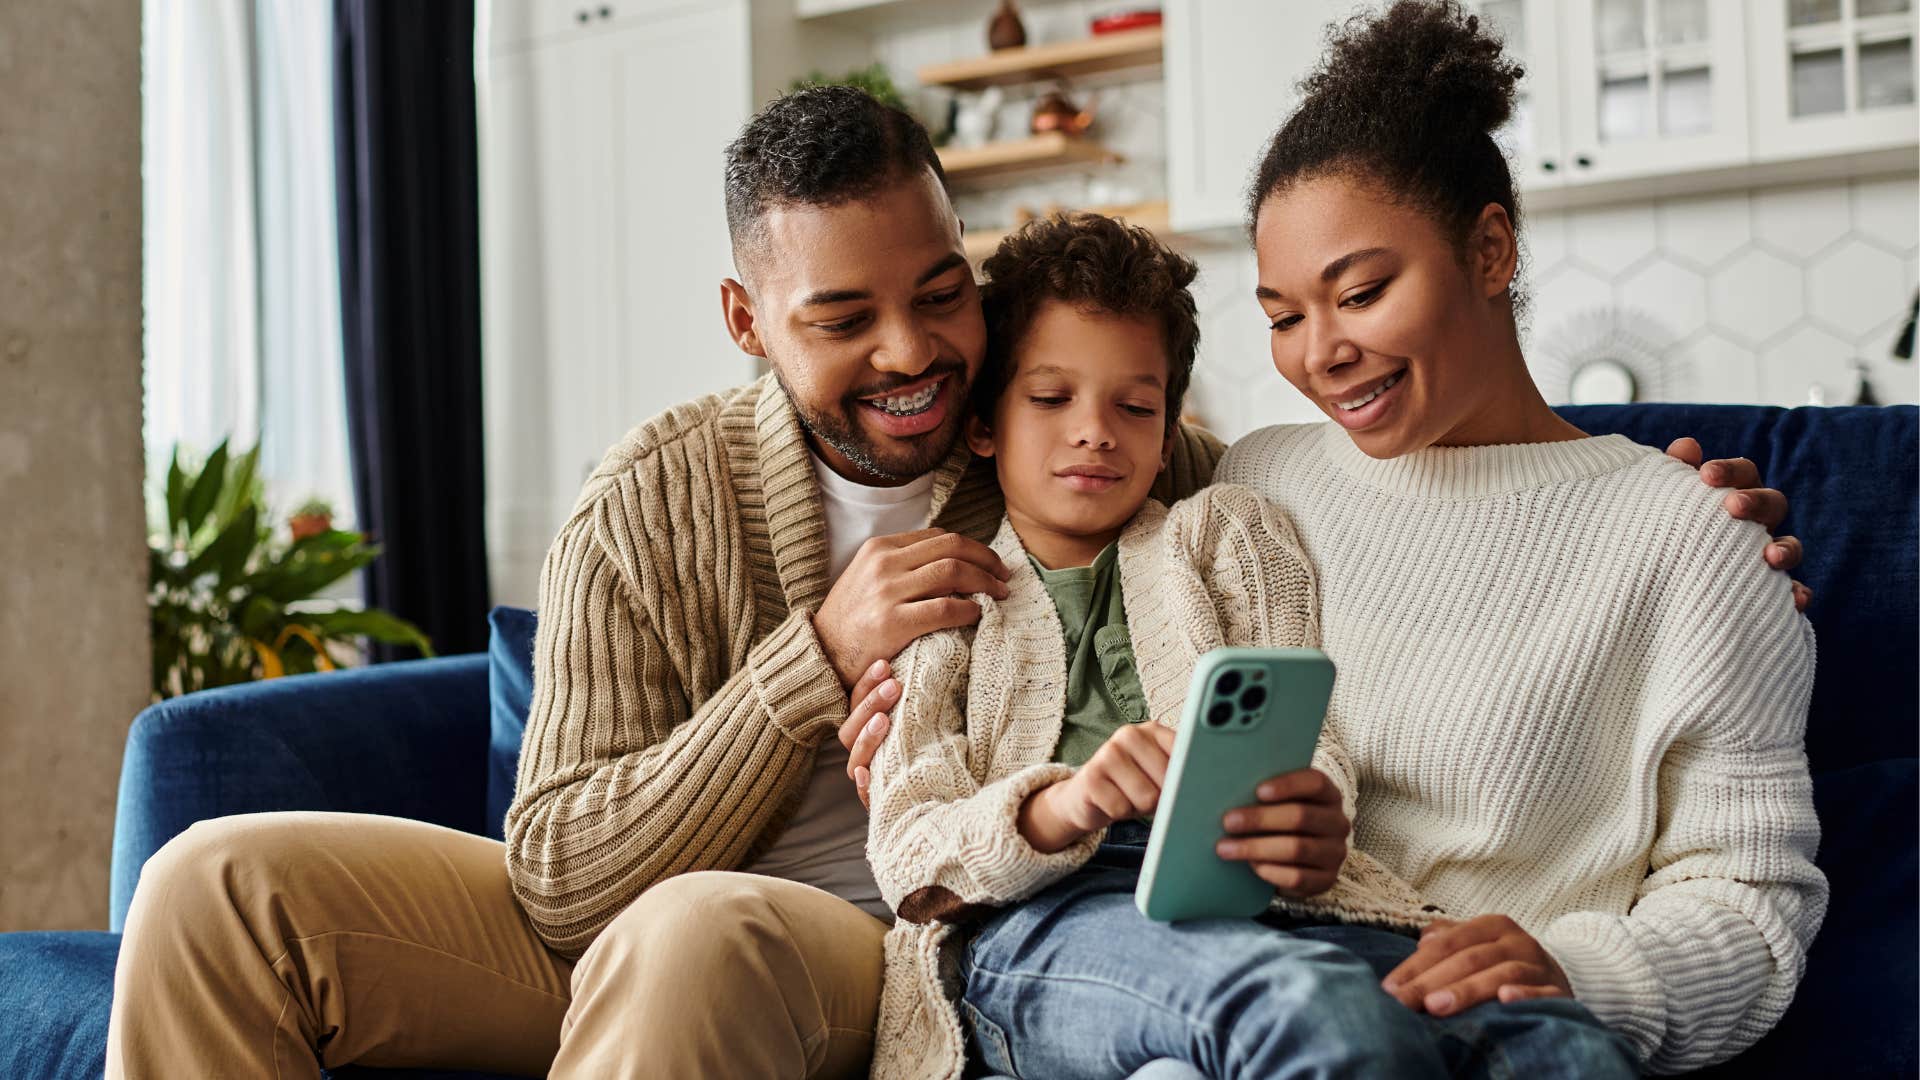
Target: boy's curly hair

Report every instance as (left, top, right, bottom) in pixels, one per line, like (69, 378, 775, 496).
(976, 212, 1200, 428)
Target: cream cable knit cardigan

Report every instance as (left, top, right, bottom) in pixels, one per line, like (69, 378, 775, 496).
(503, 374, 1222, 957)
(865, 485, 1436, 1080)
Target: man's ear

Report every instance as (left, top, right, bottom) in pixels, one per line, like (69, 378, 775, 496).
(964, 412, 997, 458)
(1160, 422, 1176, 471)
(721, 278, 766, 357)
(1471, 203, 1519, 302)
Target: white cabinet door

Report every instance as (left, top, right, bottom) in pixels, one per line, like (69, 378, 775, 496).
(1747, 0, 1918, 162)
(479, 2, 752, 605)
(1165, 0, 1354, 234)
(1468, 0, 1571, 193)
(1557, 0, 1752, 184)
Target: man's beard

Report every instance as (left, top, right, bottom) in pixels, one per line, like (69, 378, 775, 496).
(775, 361, 969, 484)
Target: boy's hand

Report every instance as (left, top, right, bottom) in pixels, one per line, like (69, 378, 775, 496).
(813, 529, 1011, 688)
(1215, 768, 1348, 898)
(1019, 723, 1176, 854)
(1381, 914, 1572, 1016)
(840, 659, 898, 809)
(1666, 437, 1812, 611)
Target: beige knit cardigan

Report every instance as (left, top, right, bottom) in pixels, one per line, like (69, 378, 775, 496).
(503, 374, 1223, 957)
(865, 485, 1437, 1080)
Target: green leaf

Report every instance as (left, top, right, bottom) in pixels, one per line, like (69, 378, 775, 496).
(165, 447, 187, 537)
(182, 503, 258, 583)
(235, 594, 283, 639)
(253, 549, 376, 603)
(213, 445, 261, 530)
(306, 608, 435, 656)
(181, 439, 229, 536)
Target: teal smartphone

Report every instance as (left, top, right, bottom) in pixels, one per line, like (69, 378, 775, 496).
(1134, 647, 1336, 922)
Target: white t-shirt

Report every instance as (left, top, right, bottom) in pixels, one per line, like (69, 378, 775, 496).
(740, 454, 936, 921)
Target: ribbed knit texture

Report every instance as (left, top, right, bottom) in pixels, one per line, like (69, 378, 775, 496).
(1216, 422, 1828, 1074)
(503, 374, 1224, 959)
(866, 486, 1436, 1080)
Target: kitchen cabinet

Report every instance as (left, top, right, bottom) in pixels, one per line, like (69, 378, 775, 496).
(1748, 0, 1918, 163)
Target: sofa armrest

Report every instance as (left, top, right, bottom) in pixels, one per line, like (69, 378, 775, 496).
(109, 655, 490, 930)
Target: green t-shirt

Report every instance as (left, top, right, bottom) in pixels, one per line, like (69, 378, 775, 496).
(1031, 543, 1150, 767)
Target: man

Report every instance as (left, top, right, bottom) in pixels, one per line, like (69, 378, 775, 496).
(106, 86, 1805, 1079)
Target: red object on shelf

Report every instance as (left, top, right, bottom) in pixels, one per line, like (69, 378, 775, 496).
(1090, 10, 1162, 35)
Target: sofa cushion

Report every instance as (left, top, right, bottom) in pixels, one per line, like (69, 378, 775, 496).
(1556, 404, 1918, 772)
(486, 606, 538, 842)
(0, 932, 116, 1080)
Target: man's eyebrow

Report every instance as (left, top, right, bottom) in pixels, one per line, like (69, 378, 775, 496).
(1255, 247, 1392, 302)
(796, 253, 969, 308)
(915, 252, 969, 287)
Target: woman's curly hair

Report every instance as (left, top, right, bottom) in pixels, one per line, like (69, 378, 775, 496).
(975, 212, 1200, 428)
(1247, 0, 1526, 295)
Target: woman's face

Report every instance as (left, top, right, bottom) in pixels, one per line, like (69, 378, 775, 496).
(1253, 174, 1515, 459)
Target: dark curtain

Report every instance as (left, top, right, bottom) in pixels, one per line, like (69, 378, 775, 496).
(333, 0, 490, 659)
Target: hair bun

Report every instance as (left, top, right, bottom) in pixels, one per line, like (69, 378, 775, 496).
(1303, 0, 1521, 139)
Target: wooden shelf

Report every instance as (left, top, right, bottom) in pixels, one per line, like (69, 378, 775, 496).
(963, 200, 1173, 264)
(938, 133, 1121, 183)
(918, 27, 1165, 91)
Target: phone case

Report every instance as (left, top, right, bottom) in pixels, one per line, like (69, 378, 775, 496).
(1134, 647, 1336, 922)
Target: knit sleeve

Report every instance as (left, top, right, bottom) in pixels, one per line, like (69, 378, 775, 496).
(504, 510, 844, 958)
(865, 626, 1099, 921)
(1538, 511, 1826, 1074)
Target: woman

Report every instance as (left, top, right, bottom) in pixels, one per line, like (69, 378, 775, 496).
(942, 2, 1823, 1076)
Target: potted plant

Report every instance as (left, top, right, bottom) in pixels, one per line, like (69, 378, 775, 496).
(148, 439, 432, 700)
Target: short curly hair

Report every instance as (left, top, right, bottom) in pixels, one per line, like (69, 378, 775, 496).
(724, 85, 947, 274)
(976, 213, 1200, 429)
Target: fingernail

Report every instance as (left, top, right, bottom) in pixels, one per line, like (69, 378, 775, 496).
(879, 679, 899, 701)
(869, 659, 886, 677)
(1427, 991, 1455, 1013)
(1216, 841, 1239, 857)
(1381, 978, 1400, 993)
(855, 767, 869, 788)
(866, 714, 889, 737)
(1736, 493, 1754, 514)
(1224, 812, 1245, 830)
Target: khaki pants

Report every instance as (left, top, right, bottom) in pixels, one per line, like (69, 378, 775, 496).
(105, 812, 886, 1079)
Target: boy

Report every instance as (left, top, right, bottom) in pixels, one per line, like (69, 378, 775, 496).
(862, 213, 1432, 1080)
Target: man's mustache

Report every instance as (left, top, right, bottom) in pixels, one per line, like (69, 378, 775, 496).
(845, 358, 968, 401)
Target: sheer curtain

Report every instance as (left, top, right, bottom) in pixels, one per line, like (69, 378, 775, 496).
(142, 0, 354, 528)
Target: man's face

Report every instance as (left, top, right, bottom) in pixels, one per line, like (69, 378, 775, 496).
(727, 168, 985, 485)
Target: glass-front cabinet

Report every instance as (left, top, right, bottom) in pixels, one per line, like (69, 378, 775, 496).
(1749, 0, 1918, 161)
(1557, 0, 1752, 183)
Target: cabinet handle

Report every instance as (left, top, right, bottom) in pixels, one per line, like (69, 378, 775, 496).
(599, 5, 612, 16)
(1574, 153, 1594, 168)
(575, 9, 590, 23)
(1540, 159, 1557, 172)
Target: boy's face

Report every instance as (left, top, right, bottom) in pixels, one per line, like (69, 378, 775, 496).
(968, 301, 1173, 568)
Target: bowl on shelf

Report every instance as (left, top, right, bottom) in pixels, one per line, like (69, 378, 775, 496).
(1090, 9, 1162, 35)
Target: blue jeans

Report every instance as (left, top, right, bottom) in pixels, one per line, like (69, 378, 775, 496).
(959, 823, 1638, 1080)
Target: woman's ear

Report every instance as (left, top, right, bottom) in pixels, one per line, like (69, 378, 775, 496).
(1470, 203, 1519, 302)
(964, 412, 997, 458)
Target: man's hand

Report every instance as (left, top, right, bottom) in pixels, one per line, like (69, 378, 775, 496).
(840, 659, 898, 809)
(813, 529, 1011, 688)
(1018, 724, 1177, 854)
(1381, 914, 1572, 1017)
(1665, 438, 1812, 611)
(1215, 767, 1349, 898)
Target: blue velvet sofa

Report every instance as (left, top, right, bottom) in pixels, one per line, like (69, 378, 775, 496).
(3, 404, 1914, 1079)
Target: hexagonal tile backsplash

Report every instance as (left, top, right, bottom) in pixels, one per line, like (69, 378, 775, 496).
(1182, 175, 1918, 441)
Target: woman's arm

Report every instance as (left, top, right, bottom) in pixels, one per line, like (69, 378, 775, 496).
(864, 623, 1102, 923)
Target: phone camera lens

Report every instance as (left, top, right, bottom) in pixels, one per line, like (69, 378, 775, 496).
(1216, 670, 1243, 695)
(1207, 701, 1234, 727)
(1239, 685, 1267, 712)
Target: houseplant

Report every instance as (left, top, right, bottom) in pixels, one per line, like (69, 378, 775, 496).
(148, 439, 432, 700)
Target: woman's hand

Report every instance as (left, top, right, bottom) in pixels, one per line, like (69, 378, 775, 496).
(1018, 723, 1175, 854)
(1381, 914, 1572, 1016)
(1666, 437, 1812, 610)
(1214, 767, 1349, 897)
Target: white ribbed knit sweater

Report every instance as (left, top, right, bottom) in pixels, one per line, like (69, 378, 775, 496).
(1216, 422, 1827, 1074)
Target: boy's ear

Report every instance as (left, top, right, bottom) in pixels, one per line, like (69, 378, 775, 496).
(964, 412, 997, 458)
